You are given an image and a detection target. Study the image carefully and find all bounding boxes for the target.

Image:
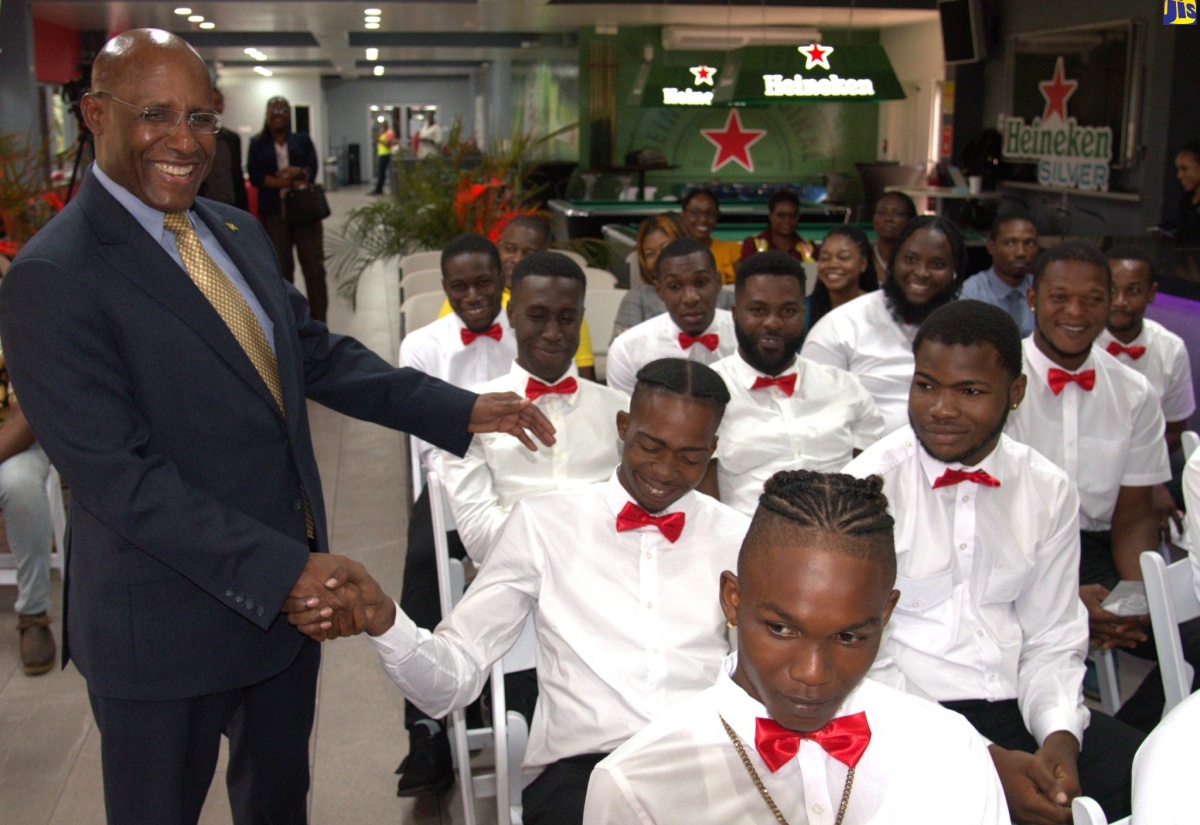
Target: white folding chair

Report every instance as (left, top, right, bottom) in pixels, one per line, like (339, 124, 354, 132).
(551, 249, 587, 269)
(626, 250, 641, 284)
(401, 250, 443, 275)
(400, 292, 445, 337)
(400, 268, 444, 301)
(1141, 550, 1200, 715)
(582, 267, 617, 291)
(1181, 430, 1199, 461)
(428, 473, 529, 825)
(0, 465, 67, 587)
(582, 289, 628, 384)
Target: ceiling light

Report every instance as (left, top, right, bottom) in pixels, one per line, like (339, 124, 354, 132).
(199, 22, 215, 29)
(254, 66, 273, 77)
(244, 48, 257, 55)
(364, 8, 382, 14)
(188, 15, 204, 23)
(373, 65, 384, 76)
(370, 105, 380, 111)
(365, 48, 379, 60)
(174, 7, 192, 15)
(365, 16, 381, 23)
(365, 22, 380, 29)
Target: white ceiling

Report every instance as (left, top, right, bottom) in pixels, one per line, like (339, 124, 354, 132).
(30, 1, 938, 79)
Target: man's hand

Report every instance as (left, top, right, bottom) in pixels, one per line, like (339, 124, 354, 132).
(1152, 483, 1183, 542)
(1079, 583, 1149, 649)
(285, 554, 369, 641)
(282, 557, 397, 639)
(469, 392, 556, 452)
(989, 745, 1072, 825)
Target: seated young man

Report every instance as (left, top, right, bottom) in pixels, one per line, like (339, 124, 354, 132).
(286, 358, 751, 825)
(960, 213, 1040, 336)
(1003, 242, 1183, 733)
(802, 216, 966, 434)
(437, 216, 596, 380)
(606, 238, 736, 395)
(846, 300, 1144, 823)
(583, 470, 1007, 824)
(442, 251, 629, 563)
(708, 251, 884, 516)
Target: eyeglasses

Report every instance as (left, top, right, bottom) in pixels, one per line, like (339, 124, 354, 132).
(91, 92, 223, 135)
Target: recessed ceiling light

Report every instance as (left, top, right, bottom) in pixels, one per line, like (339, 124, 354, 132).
(373, 65, 384, 76)
(364, 8, 382, 14)
(365, 16, 381, 23)
(370, 105, 380, 111)
(188, 15, 204, 23)
(365, 22, 380, 29)
(254, 66, 273, 77)
(199, 21, 215, 29)
(244, 48, 257, 55)
(174, 7, 192, 15)
(365, 48, 379, 60)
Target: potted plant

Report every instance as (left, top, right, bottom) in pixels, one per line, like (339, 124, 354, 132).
(0, 133, 63, 258)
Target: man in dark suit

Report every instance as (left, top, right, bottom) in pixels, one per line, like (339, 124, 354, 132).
(197, 88, 249, 211)
(0, 29, 552, 825)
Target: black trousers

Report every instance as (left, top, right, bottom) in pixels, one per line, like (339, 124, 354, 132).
(521, 753, 609, 825)
(371, 154, 391, 194)
(88, 638, 320, 825)
(1079, 529, 1200, 732)
(941, 698, 1142, 822)
(400, 487, 539, 730)
(263, 213, 328, 323)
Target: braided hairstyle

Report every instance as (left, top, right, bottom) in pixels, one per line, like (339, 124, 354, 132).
(742, 470, 896, 583)
(632, 357, 731, 424)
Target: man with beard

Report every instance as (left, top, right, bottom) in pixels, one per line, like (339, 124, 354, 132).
(1005, 242, 1186, 733)
(606, 239, 736, 395)
(847, 300, 1144, 824)
(961, 214, 1040, 336)
(707, 252, 884, 516)
(802, 216, 966, 434)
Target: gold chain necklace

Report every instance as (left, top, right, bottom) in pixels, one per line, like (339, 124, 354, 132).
(719, 715, 855, 825)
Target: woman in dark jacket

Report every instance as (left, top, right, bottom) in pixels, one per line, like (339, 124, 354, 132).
(247, 96, 328, 322)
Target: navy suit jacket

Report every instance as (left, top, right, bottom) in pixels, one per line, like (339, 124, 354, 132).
(0, 173, 476, 700)
(247, 131, 319, 217)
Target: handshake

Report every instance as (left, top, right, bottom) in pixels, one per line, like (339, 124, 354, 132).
(282, 554, 397, 641)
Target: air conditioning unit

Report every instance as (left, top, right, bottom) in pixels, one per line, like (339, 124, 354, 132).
(662, 26, 823, 51)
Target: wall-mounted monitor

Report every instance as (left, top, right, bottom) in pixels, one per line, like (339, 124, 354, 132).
(938, 0, 987, 65)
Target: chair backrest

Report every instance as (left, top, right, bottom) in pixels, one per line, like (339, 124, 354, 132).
(401, 249, 443, 275)
(1182, 430, 1199, 461)
(400, 268, 444, 300)
(400, 292, 445, 337)
(1141, 550, 1200, 714)
(1071, 796, 1108, 825)
(551, 249, 588, 269)
(583, 289, 629, 384)
(582, 267, 618, 291)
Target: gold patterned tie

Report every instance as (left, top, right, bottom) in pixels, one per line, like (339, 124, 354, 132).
(164, 212, 314, 538)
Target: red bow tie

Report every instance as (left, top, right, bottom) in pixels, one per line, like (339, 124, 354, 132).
(679, 332, 719, 351)
(615, 501, 685, 543)
(460, 323, 503, 345)
(1047, 368, 1096, 394)
(1106, 341, 1146, 360)
(751, 373, 797, 396)
(932, 468, 1001, 489)
(754, 713, 872, 772)
(525, 376, 578, 400)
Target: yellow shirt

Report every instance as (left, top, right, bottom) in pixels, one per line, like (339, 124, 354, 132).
(709, 239, 742, 284)
(438, 290, 594, 368)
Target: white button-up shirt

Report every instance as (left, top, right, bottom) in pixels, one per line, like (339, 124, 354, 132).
(583, 654, 1007, 825)
(398, 310, 516, 474)
(1097, 318, 1196, 424)
(605, 310, 737, 396)
(711, 354, 885, 516)
(440, 361, 629, 562)
(846, 428, 1090, 745)
(370, 474, 751, 776)
(1006, 338, 1170, 531)
(801, 291, 917, 436)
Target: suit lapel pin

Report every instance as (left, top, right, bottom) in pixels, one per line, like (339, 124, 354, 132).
(225, 221, 239, 233)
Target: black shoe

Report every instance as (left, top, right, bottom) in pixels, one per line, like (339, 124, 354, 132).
(395, 726, 453, 797)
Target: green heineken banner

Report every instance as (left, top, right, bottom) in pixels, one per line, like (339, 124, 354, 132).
(632, 43, 904, 107)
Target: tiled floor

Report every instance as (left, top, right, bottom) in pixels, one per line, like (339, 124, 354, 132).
(0, 185, 491, 823)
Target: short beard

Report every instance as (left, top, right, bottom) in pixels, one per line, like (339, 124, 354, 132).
(911, 401, 1010, 467)
(883, 276, 958, 326)
(734, 323, 802, 376)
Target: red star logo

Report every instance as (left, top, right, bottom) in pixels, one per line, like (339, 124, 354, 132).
(701, 109, 767, 173)
(690, 65, 717, 86)
(1038, 56, 1078, 123)
(800, 43, 834, 71)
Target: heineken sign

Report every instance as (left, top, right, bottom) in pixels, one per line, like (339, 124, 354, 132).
(999, 57, 1112, 191)
(762, 43, 877, 99)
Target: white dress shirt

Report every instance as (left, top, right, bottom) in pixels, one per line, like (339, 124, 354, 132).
(845, 428, 1090, 745)
(605, 310, 736, 396)
(712, 354, 885, 516)
(583, 654, 1007, 825)
(1182, 449, 1200, 603)
(1097, 318, 1196, 424)
(440, 361, 629, 562)
(1132, 687, 1200, 825)
(1005, 338, 1170, 530)
(369, 474, 751, 777)
(800, 291, 917, 435)
(398, 310, 516, 473)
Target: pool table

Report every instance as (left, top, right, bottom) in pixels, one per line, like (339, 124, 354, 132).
(547, 198, 851, 241)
